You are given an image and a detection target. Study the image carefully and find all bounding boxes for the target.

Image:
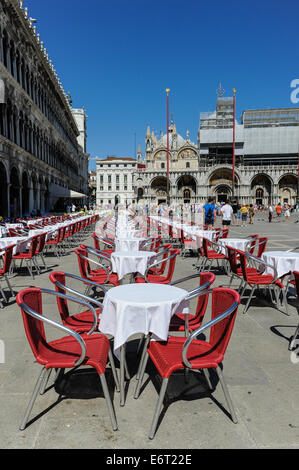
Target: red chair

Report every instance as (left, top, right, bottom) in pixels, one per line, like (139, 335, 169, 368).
(135, 287, 241, 439)
(200, 237, 227, 272)
(49, 271, 107, 333)
(169, 271, 216, 334)
(288, 271, 299, 350)
(35, 233, 48, 271)
(46, 227, 64, 258)
(134, 249, 180, 284)
(13, 235, 40, 278)
(237, 250, 284, 313)
(0, 244, 15, 307)
(75, 247, 119, 286)
(16, 287, 119, 432)
(180, 230, 197, 258)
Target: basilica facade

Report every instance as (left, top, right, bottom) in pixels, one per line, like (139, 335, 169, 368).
(135, 96, 299, 207)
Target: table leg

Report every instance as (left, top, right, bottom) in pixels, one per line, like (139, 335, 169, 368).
(120, 345, 125, 406)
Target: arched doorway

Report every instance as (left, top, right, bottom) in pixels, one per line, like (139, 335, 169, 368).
(209, 168, 238, 202)
(151, 176, 170, 204)
(31, 172, 38, 211)
(215, 184, 231, 203)
(10, 167, 20, 217)
(177, 175, 197, 203)
(22, 171, 30, 215)
(137, 187, 144, 202)
(0, 163, 8, 217)
(278, 174, 297, 205)
(251, 175, 272, 205)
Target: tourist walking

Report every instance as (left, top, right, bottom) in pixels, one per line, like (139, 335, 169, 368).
(203, 197, 216, 229)
(221, 200, 233, 229)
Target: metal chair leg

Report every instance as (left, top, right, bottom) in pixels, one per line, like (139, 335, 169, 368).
(243, 286, 255, 314)
(216, 366, 238, 424)
(20, 367, 47, 431)
(99, 373, 118, 431)
(148, 378, 169, 440)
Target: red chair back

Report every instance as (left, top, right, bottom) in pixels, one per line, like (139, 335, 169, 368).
(257, 237, 268, 258)
(36, 233, 47, 254)
(209, 287, 240, 359)
(75, 247, 90, 279)
(226, 246, 239, 275)
(193, 272, 216, 326)
(16, 288, 46, 360)
(92, 233, 100, 251)
(49, 271, 70, 323)
(1, 244, 15, 274)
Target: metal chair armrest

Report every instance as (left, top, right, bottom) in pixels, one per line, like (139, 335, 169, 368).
(20, 301, 87, 366)
(170, 273, 203, 286)
(41, 288, 98, 336)
(144, 252, 176, 283)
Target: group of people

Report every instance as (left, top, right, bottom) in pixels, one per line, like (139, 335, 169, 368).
(203, 198, 294, 228)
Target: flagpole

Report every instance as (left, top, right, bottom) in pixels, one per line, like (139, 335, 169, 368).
(166, 88, 170, 206)
(232, 88, 236, 201)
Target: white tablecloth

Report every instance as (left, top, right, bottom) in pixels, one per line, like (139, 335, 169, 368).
(262, 251, 299, 279)
(99, 283, 189, 358)
(0, 237, 29, 255)
(218, 238, 251, 255)
(114, 237, 147, 252)
(111, 250, 156, 280)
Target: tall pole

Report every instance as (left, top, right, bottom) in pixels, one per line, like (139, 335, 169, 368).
(232, 88, 236, 201)
(166, 88, 170, 206)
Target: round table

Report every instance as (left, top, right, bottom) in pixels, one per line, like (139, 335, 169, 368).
(218, 238, 251, 255)
(115, 237, 147, 252)
(261, 251, 299, 279)
(99, 283, 189, 405)
(111, 250, 156, 281)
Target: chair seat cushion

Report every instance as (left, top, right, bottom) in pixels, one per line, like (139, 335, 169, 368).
(38, 333, 109, 374)
(63, 308, 101, 332)
(148, 336, 223, 379)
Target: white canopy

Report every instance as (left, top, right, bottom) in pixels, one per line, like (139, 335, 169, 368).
(51, 183, 87, 199)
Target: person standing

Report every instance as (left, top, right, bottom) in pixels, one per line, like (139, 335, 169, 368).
(285, 204, 291, 222)
(240, 205, 248, 227)
(268, 204, 274, 223)
(248, 204, 255, 224)
(203, 197, 217, 229)
(276, 202, 282, 221)
(221, 200, 233, 230)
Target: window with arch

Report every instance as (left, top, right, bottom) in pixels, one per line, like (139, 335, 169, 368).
(161, 163, 165, 169)
(186, 162, 190, 168)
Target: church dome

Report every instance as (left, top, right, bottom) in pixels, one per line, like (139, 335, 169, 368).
(160, 126, 186, 149)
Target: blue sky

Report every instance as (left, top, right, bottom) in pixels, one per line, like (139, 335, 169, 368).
(25, 0, 299, 171)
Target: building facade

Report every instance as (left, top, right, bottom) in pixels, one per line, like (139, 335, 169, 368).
(0, 0, 89, 217)
(134, 96, 299, 206)
(96, 157, 137, 206)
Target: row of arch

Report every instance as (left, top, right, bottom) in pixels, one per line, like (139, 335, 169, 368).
(0, 161, 51, 217)
(136, 170, 298, 204)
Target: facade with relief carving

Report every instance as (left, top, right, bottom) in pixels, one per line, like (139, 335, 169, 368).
(135, 96, 299, 206)
(0, 0, 88, 218)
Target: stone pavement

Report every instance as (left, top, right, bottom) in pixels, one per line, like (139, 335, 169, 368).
(0, 215, 299, 449)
